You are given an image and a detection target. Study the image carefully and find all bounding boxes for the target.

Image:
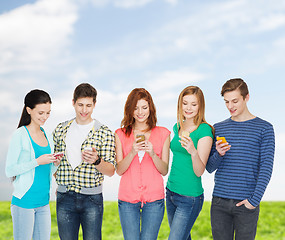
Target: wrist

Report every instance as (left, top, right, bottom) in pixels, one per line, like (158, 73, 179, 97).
(93, 157, 101, 166)
(190, 149, 198, 157)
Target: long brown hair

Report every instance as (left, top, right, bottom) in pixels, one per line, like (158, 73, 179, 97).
(121, 88, 157, 136)
(177, 86, 214, 132)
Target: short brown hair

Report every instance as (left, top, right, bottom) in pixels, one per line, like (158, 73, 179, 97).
(121, 88, 157, 136)
(221, 78, 249, 99)
(73, 83, 97, 103)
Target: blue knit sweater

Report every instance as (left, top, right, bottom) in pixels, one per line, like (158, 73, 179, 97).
(206, 117, 275, 207)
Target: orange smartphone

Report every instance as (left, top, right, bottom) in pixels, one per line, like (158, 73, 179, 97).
(216, 136, 228, 144)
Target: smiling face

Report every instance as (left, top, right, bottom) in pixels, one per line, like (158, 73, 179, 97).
(182, 94, 199, 121)
(73, 97, 95, 125)
(133, 99, 150, 124)
(26, 103, 51, 127)
(224, 89, 249, 120)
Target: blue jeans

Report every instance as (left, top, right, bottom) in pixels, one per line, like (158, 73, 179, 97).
(211, 196, 260, 240)
(11, 204, 51, 240)
(118, 199, 165, 240)
(166, 188, 204, 240)
(56, 191, 103, 240)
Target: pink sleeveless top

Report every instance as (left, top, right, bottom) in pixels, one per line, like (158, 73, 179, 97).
(116, 126, 170, 204)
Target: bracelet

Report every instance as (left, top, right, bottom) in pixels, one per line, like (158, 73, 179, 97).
(93, 157, 101, 165)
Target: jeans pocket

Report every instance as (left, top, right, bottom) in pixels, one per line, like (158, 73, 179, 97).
(56, 192, 66, 203)
(240, 204, 258, 212)
(212, 196, 222, 205)
(88, 193, 103, 205)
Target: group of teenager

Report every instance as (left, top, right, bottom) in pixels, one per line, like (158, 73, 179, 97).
(5, 78, 275, 240)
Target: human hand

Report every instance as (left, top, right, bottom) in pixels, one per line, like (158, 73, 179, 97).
(179, 136, 196, 155)
(132, 139, 146, 154)
(82, 147, 100, 164)
(216, 137, 231, 156)
(36, 154, 57, 165)
(53, 152, 64, 166)
(144, 140, 155, 157)
(236, 199, 256, 210)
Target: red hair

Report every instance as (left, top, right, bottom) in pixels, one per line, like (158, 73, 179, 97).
(121, 88, 157, 136)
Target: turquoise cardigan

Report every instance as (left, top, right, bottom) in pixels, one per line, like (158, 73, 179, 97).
(5, 126, 57, 199)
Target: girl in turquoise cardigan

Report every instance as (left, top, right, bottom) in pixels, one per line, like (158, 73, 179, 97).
(5, 89, 62, 240)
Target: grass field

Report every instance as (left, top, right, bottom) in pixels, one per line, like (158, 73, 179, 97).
(0, 201, 284, 239)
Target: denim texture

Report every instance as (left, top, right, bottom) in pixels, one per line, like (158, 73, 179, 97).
(166, 188, 204, 240)
(56, 191, 103, 240)
(118, 199, 165, 240)
(211, 196, 260, 240)
(11, 204, 51, 240)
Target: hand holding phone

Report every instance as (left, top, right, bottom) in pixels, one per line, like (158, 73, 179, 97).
(216, 136, 228, 144)
(53, 152, 64, 159)
(216, 136, 230, 156)
(181, 131, 190, 138)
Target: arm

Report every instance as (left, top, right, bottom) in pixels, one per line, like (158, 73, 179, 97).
(146, 135, 170, 176)
(6, 131, 38, 178)
(247, 125, 275, 207)
(115, 133, 142, 176)
(206, 139, 229, 173)
(96, 129, 116, 177)
(181, 135, 213, 177)
(6, 129, 56, 177)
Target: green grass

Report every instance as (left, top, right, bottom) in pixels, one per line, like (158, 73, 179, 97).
(1, 201, 284, 239)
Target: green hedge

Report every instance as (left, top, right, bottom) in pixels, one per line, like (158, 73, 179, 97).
(0, 201, 284, 239)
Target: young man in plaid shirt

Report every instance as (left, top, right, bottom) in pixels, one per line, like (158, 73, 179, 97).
(53, 83, 116, 240)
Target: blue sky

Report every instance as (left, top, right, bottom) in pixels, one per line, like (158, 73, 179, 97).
(0, 0, 284, 201)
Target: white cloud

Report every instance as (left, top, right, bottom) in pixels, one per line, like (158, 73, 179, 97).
(90, 0, 178, 8)
(146, 69, 205, 93)
(164, 0, 178, 5)
(256, 14, 285, 32)
(114, 0, 153, 8)
(0, 0, 78, 74)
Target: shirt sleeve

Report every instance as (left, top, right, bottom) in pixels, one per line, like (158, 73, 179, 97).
(53, 123, 63, 153)
(100, 128, 116, 168)
(5, 129, 38, 178)
(248, 124, 275, 207)
(206, 143, 224, 173)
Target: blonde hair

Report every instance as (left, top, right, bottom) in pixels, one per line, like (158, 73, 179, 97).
(177, 86, 213, 132)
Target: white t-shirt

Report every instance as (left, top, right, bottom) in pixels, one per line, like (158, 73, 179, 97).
(65, 120, 94, 169)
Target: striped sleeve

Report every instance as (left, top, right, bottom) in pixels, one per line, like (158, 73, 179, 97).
(248, 124, 275, 206)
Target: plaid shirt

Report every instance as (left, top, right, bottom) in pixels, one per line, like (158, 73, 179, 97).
(53, 118, 116, 193)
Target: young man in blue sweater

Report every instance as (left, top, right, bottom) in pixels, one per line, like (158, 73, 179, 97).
(206, 78, 275, 240)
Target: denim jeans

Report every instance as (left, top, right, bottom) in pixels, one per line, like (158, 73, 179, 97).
(56, 191, 103, 240)
(118, 199, 165, 240)
(211, 196, 260, 240)
(11, 204, 51, 240)
(166, 188, 204, 240)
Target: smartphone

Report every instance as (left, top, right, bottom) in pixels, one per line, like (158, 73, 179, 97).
(181, 131, 190, 138)
(136, 134, 145, 143)
(216, 136, 228, 144)
(53, 152, 64, 158)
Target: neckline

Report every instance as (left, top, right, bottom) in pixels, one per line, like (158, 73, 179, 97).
(24, 126, 49, 147)
(229, 116, 257, 123)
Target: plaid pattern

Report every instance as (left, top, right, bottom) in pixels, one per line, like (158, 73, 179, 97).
(53, 118, 116, 193)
